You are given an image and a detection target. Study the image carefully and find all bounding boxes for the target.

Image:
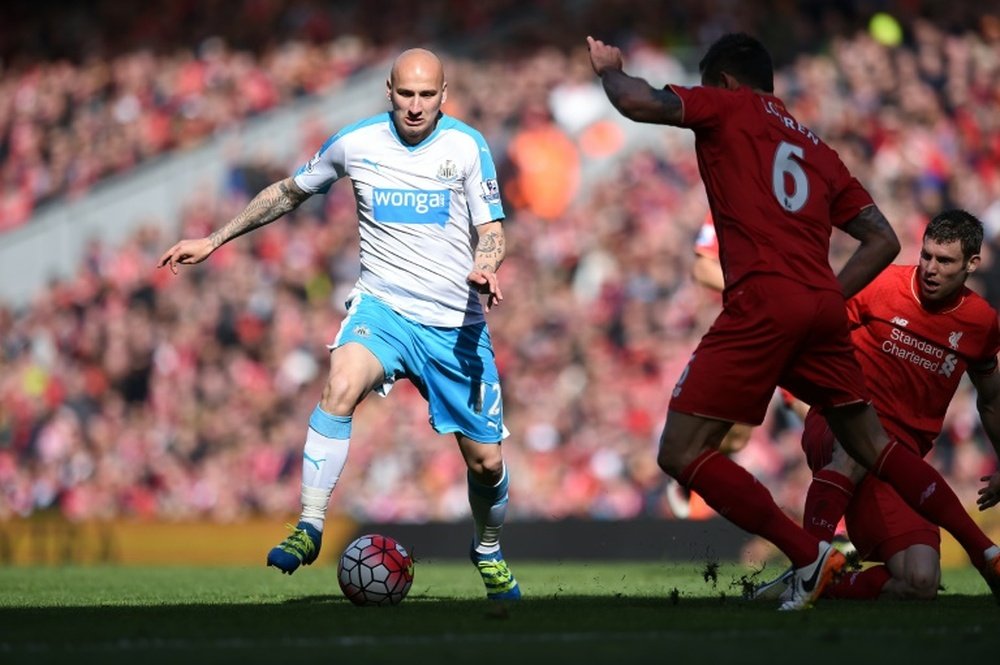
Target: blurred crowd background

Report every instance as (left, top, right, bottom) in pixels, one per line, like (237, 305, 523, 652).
(2, 0, 999, 532)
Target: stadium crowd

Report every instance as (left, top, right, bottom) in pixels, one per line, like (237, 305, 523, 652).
(2, 3, 999, 527)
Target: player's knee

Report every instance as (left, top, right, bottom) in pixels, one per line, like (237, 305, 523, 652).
(657, 425, 716, 478)
(467, 449, 504, 482)
(656, 434, 690, 478)
(320, 373, 365, 414)
(903, 570, 939, 600)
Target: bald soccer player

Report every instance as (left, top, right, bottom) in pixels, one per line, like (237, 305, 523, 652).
(158, 49, 520, 600)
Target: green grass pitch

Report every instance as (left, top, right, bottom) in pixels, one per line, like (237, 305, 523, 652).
(2, 561, 998, 664)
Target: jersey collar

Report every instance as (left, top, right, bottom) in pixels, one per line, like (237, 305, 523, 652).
(388, 111, 445, 151)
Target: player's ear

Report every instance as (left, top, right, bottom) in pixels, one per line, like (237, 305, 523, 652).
(967, 254, 981, 273)
(386, 78, 392, 101)
(441, 81, 448, 106)
(720, 72, 741, 91)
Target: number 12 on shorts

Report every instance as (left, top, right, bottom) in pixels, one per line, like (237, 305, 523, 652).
(475, 382, 503, 417)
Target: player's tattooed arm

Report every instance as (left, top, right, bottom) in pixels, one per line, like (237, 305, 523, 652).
(587, 36, 682, 125)
(158, 177, 312, 273)
(598, 71, 684, 125)
(468, 221, 505, 311)
(209, 177, 311, 249)
(837, 204, 901, 298)
(474, 221, 506, 274)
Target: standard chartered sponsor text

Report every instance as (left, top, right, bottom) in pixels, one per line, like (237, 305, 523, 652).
(882, 327, 955, 376)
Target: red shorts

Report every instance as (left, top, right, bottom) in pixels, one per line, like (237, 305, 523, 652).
(846, 475, 940, 562)
(669, 274, 870, 425)
(800, 408, 940, 562)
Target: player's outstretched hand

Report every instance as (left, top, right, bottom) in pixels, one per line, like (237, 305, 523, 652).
(586, 36, 624, 76)
(157, 237, 215, 274)
(977, 471, 1000, 511)
(467, 269, 503, 312)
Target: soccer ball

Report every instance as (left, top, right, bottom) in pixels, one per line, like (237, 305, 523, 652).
(337, 534, 414, 606)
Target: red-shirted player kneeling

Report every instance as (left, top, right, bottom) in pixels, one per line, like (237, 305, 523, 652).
(753, 210, 1000, 602)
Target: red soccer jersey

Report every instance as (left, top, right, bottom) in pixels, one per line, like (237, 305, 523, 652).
(847, 264, 1000, 454)
(670, 85, 874, 295)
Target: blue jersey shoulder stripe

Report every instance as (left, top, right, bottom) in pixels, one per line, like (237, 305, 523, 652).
(294, 112, 391, 185)
(314, 112, 390, 158)
(329, 112, 391, 144)
(438, 116, 498, 180)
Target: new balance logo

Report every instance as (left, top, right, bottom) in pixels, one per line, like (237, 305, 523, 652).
(891, 316, 909, 327)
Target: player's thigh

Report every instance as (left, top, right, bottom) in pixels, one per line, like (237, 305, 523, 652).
(325, 343, 388, 399)
(328, 294, 409, 403)
(418, 322, 506, 443)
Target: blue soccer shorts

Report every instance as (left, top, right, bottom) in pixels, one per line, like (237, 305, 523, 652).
(331, 293, 508, 443)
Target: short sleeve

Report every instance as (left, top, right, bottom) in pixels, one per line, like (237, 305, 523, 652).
(829, 168, 875, 229)
(668, 84, 736, 131)
(293, 133, 347, 195)
(463, 130, 505, 225)
(970, 315, 1000, 375)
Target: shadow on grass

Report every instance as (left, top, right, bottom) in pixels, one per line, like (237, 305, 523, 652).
(1, 595, 998, 665)
(3, 592, 998, 637)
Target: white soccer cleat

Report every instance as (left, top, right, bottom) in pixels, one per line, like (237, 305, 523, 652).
(665, 479, 692, 520)
(746, 566, 793, 601)
(778, 541, 846, 611)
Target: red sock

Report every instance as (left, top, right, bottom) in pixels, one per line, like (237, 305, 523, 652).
(803, 470, 854, 541)
(823, 565, 891, 600)
(873, 441, 992, 568)
(679, 450, 819, 567)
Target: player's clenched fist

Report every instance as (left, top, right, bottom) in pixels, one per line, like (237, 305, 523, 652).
(586, 36, 624, 76)
(157, 237, 214, 274)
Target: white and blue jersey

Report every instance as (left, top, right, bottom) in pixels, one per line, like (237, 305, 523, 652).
(296, 112, 508, 442)
(293, 112, 505, 328)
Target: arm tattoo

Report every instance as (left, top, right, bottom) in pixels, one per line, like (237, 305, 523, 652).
(601, 70, 683, 125)
(474, 228, 505, 273)
(841, 205, 895, 242)
(209, 179, 310, 249)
